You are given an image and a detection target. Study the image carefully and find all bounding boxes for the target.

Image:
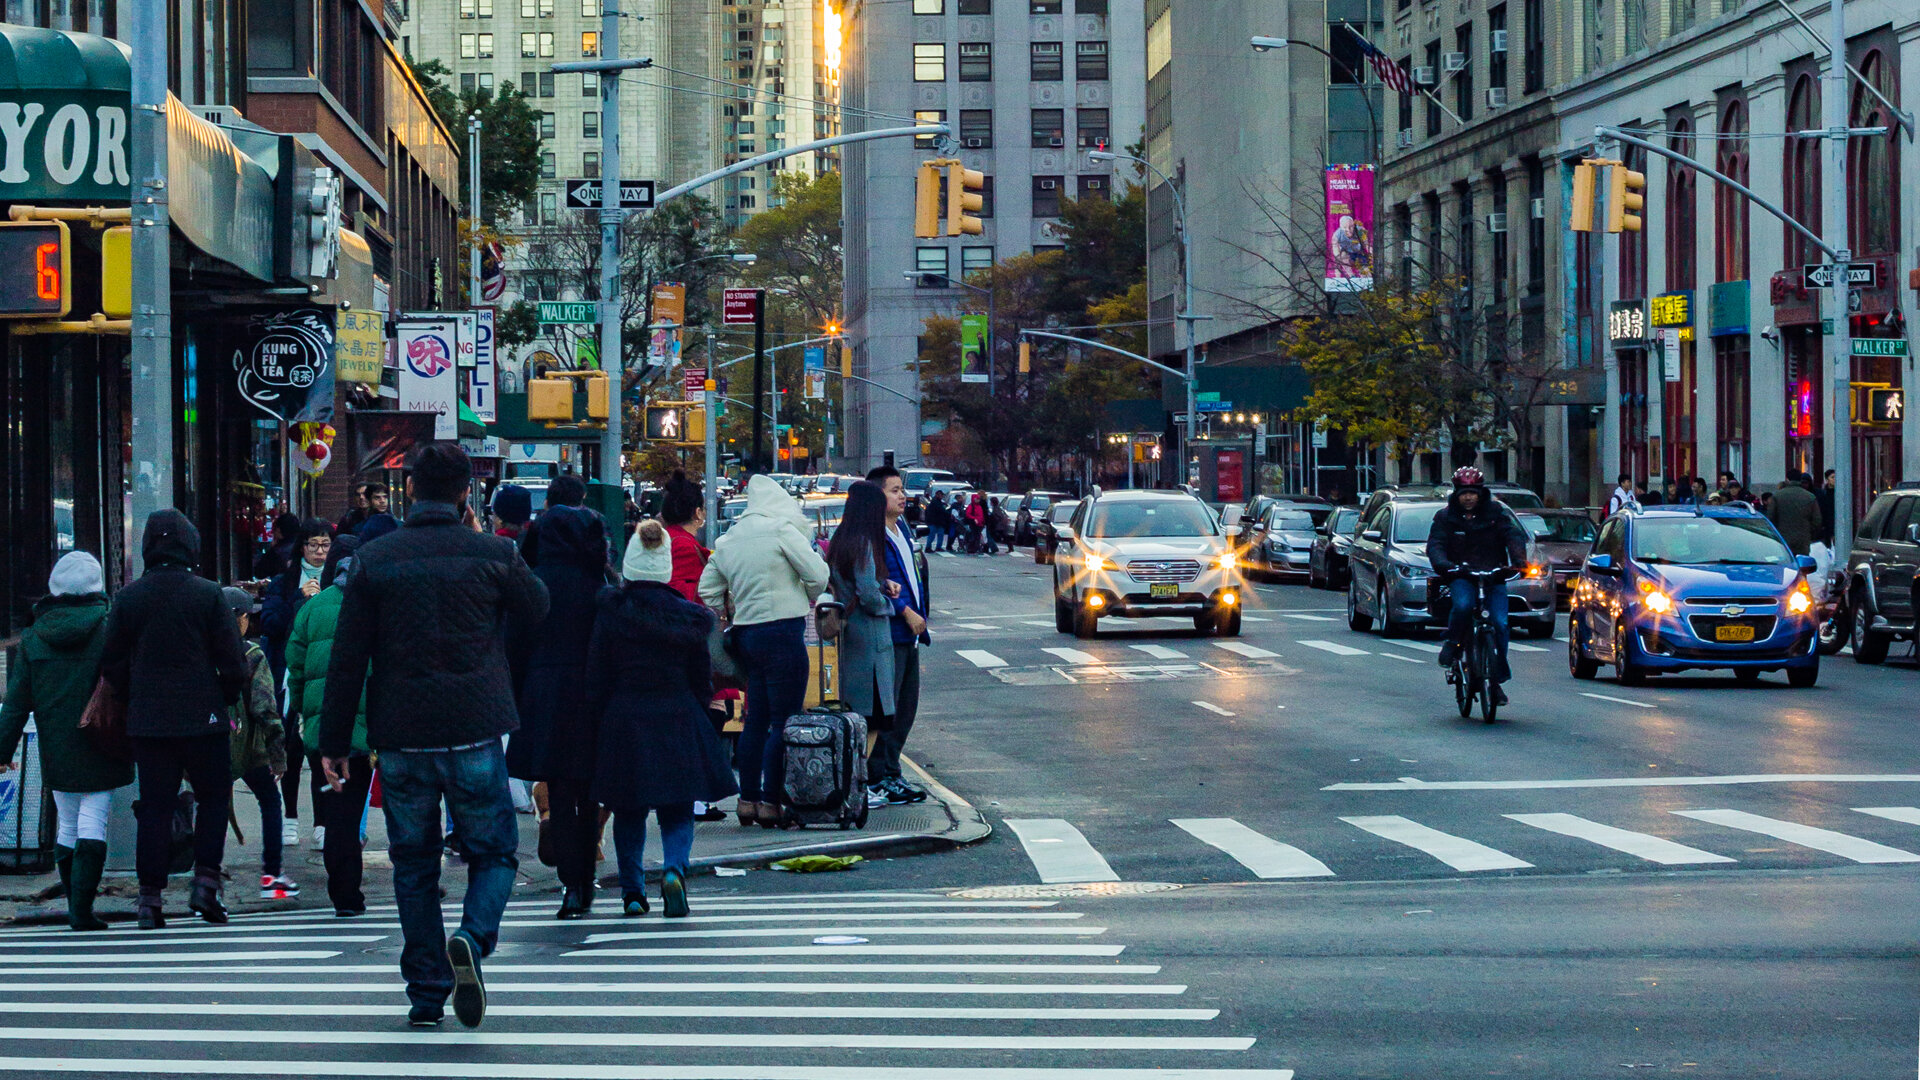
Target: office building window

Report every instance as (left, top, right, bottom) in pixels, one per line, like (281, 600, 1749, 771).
(1030, 108, 1064, 147)
(1076, 106, 1108, 147)
(520, 0, 553, 14)
(1487, 5, 1507, 93)
(541, 152, 556, 179)
(581, 31, 598, 56)
(1030, 41, 1062, 80)
(539, 112, 556, 138)
(959, 0, 992, 12)
(538, 192, 557, 225)
(959, 109, 993, 147)
(583, 72, 599, 96)
(916, 247, 951, 281)
(1453, 26, 1473, 121)
(539, 32, 554, 56)
(460, 33, 479, 58)
(478, 34, 493, 59)
(521, 32, 537, 57)
(1032, 175, 1063, 217)
(460, 0, 474, 16)
(520, 70, 537, 93)
(582, 111, 598, 137)
(1424, 42, 1441, 135)
(1075, 40, 1108, 80)
(960, 42, 992, 80)
(913, 0, 943, 11)
(461, 72, 476, 92)
(582, 0, 597, 14)
(979, 175, 995, 217)
(915, 110, 946, 147)
(1396, 57, 1413, 132)
(1078, 175, 1108, 201)
(479, 72, 494, 91)
(1031, 0, 1062, 11)
(1076, 0, 1108, 12)
(913, 43, 946, 81)
(583, 151, 599, 174)
(1522, 0, 1543, 93)
(962, 246, 996, 274)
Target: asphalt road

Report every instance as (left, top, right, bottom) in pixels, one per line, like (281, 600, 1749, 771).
(11, 548, 1916, 1078)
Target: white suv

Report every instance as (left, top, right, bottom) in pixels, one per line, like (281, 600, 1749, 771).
(1051, 490, 1245, 638)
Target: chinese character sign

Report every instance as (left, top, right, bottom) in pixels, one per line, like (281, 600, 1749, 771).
(1607, 301, 1647, 346)
(1324, 165, 1375, 293)
(1649, 292, 1692, 328)
(334, 308, 384, 384)
(398, 320, 460, 439)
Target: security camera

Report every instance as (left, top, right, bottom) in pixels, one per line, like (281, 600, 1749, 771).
(1760, 325, 1780, 345)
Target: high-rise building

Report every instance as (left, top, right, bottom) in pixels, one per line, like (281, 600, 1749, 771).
(839, 0, 1145, 472)
(718, 0, 843, 230)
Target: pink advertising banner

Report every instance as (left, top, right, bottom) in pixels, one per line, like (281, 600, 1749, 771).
(1324, 164, 1375, 293)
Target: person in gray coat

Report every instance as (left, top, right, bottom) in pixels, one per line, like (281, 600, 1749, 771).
(827, 482, 898, 788)
(1764, 473, 1824, 555)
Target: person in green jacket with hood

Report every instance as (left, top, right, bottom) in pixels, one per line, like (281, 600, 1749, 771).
(286, 535, 371, 916)
(0, 552, 133, 931)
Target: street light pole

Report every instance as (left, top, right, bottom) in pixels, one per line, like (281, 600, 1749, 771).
(1822, 0, 1855, 556)
(704, 328, 719, 545)
(1249, 36, 1380, 160)
(127, 0, 170, 573)
(468, 114, 483, 307)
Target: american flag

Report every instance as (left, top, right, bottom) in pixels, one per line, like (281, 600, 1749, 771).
(1343, 23, 1416, 98)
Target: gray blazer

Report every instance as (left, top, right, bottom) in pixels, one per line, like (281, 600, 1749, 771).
(830, 551, 897, 719)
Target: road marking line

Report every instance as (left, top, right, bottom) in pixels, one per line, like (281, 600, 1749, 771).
(1378, 653, 1423, 664)
(1240, 616, 1272, 622)
(0, 978, 1188, 995)
(1339, 816, 1534, 872)
(1853, 806, 1920, 826)
(1326, 773, 1920, 791)
(1507, 642, 1549, 653)
(0, 951, 341, 964)
(1278, 613, 1337, 622)
(1129, 644, 1190, 660)
(568, 945, 1122, 957)
(1384, 639, 1443, 653)
(1295, 639, 1368, 656)
(1021, 620, 1058, 627)
(956, 650, 1008, 668)
(581, 912, 1086, 930)
(1191, 701, 1236, 716)
(0, 1028, 1263, 1052)
(936, 551, 956, 558)
(1212, 642, 1278, 658)
(1504, 813, 1736, 865)
(1579, 692, 1656, 708)
(1006, 819, 1121, 884)
(0, 1001, 1221, 1021)
(558, 926, 1108, 941)
(0, 1060, 1294, 1079)
(952, 623, 996, 630)
(1671, 809, 1920, 863)
(1043, 647, 1104, 665)
(0, 936, 384, 950)
(1170, 819, 1336, 878)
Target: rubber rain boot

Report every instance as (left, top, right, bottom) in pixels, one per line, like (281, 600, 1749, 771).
(136, 885, 166, 930)
(187, 865, 227, 925)
(66, 840, 109, 931)
(52, 844, 72, 901)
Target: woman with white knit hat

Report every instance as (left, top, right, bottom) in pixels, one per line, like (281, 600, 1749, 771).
(586, 521, 739, 917)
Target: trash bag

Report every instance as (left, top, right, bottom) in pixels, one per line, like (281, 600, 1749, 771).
(770, 854, 864, 872)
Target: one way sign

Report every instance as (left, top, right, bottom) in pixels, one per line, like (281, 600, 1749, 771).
(564, 179, 657, 210)
(1802, 262, 1877, 288)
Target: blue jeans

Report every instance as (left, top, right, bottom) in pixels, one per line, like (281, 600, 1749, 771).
(1447, 577, 1511, 683)
(612, 804, 695, 894)
(240, 765, 283, 877)
(734, 617, 809, 804)
(379, 742, 520, 1009)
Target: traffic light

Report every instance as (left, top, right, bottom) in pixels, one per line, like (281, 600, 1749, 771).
(1569, 162, 1599, 233)
(914, 162, 942, 239)
(1018, 340, 1031, 373)
(1607, 163, 1646, 233)
(840, 343, 852, 379)
(0, 221, 69, 318)
(946, 163, 985, 236)
(584, 372, 609, 419)
(101, 225, 130, 318)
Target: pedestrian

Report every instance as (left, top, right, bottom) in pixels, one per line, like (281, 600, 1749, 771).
(1764, 472, 1824, 556)
(0, 552, 132, 931)
(661, 471, 709, 602)
(1691, 476, 1709, 505)
(522, 473, 592, 569)
(101, 510, 251, 929)
(827, 482, 899, 809)
(357, 508, 401, 543)
(593, 520, 738, 918)
(258, 517, 332, 850)
(698, 473, 829, 829)
(319, 442, 550, 1029)
(337, 482, 390, 538)
(926, 491, 951, 552)
(285, 535, 372, 917)
(964, 492, 988, 553)
(255, 512, 304, 579)
(1818, 469, 1837, 546)
(1716, 471, 1739, 501)
(863, 466, 930, 806)
(222, 586, 296, 902)
(491, 484, 533, 543)
(507, 499, 609, 920)
(987, 497, 1010, 554)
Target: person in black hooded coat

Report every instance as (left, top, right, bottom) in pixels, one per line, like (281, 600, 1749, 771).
(507, 503, 610, 919)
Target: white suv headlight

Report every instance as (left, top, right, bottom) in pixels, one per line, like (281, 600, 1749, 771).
(1213, 550, 1238, 571)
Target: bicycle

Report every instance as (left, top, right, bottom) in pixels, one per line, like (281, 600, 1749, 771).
(1444, 567, 1512, 724)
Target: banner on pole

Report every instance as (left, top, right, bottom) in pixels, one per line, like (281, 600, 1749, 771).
(804, 344, 827, 400)
(398, 319, 461, 439)
(650, 282, 686, 366)
(1324, 164, 1375, 293)
(959, 313, 990, 384)
(468, 308, 497, 422)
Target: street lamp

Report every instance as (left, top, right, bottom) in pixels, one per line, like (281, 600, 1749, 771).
(1249, 36, 1379, 162)
(1088, 148, 1202, 475)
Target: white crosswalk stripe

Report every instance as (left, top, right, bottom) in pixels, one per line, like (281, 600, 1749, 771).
(1006, 819, 1122, 883)
(956, 649, 1008, 668)
(1384, 639, 1443, 653)
(1130, 644, 1190, 660)
(1277, 613, 1337, 622)
(1506, 642, 1549, 653)
(1043, 647, 1104, 665)
(1852, 806, 1920, 826)
(1294, 640, 1368, 656)
(1671, 809, 1920, 863)
(1211, 642, 1279, 659)
(1171, 819, 1335, 879)
(1504, 813, 1737, 865)
(1339, 816, 1534, 872)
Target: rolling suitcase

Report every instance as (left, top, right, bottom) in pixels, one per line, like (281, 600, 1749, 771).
(779, 598, 869, 830)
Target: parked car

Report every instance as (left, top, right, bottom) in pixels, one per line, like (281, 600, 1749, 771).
(1567, 505, 1819, 686)
(1838, 481, 1920, 663)
(1359, 482, 1543, 525)
(1308, 506, 1363, 589)
(1346, 499, 1555, 638)
(1013, 490, 1071, 546)
(1240, 503, 1331, 580)
(903, 467, 957, 496)
(1526, 508, 1601, 608)
(1052, 490, 1244, 638)
(1033, 500, 1080, 565)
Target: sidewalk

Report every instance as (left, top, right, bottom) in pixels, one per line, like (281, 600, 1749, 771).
(0, 756, 988, 925)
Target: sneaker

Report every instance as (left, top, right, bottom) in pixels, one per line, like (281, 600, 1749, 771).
(865, 784, 890, 809)
(883, 777, 926, 805)
(282, 818, 301, 848)
(623, 892, 650, 917)
(408, 1005, 444, 1027)
(335, 908, 366, 918)
(446, 930, 486, 1028)
(260, 875, 301, 900)
(1437, 641, 1459, 667)
(1491, 684, 1509, 706)
(312, 824, 326, 851)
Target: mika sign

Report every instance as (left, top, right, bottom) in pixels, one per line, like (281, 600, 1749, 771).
(398, 319, 460, 439)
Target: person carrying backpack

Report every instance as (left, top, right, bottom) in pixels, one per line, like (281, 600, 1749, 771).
(223, 587, 295, 903)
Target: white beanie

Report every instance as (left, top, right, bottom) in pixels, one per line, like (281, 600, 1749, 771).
(48, 551, 104, 597)
(621, 520, 674, 583)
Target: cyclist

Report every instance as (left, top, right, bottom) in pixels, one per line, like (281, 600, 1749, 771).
(1427, 466, 1528, 704)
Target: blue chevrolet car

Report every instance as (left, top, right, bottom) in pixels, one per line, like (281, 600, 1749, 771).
(1567, 505, 1821, 687)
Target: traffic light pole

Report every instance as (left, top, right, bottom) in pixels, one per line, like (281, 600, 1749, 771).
(703, 328, 718, 546)
(127, 0, 170, 574)
(751, 291, 767, 474)
(1822, 0, 1854, 557)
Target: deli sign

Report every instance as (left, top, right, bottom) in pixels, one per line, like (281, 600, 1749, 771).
(0, 98, 131, 202)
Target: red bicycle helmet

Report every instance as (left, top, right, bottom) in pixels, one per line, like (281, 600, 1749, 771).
(1451, 465, 1485, 487)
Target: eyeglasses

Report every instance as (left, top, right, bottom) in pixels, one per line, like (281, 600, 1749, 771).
(304, 538, 333, 551)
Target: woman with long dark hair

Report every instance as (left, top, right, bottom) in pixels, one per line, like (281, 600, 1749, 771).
(258, 515, 333, 849)
(827, 481, 899, 766)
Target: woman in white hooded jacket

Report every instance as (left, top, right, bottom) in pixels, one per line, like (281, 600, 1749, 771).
(698, 474, 830, 826)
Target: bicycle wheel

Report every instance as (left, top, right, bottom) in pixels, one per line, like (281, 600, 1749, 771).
(1476, 630, 1499, 723)
(1453, 660, 1472, 717)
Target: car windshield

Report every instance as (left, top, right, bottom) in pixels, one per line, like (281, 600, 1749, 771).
(1496, 490, 1545, 508)
(1330, 508, 1359, 533)
(1027, 494, 1053, 510)
(1392, 506, 1442, 543)
(1538, 514, 1599, 542)
(1083, 500, 1217, 539)
(1630, 517, 1791, 565)
(1518, 514, 1551, 539)
(1049, 503, 1079, 522)
(1270, 510, 1316, 532)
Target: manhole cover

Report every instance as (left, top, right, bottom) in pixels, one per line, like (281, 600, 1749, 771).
(947, 882, 1183, 899)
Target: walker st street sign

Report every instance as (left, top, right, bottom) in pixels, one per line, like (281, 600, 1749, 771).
(537, 301, 597, 324)
(1851, 338, 1909, 357)
(1802, 262, 1877, 288)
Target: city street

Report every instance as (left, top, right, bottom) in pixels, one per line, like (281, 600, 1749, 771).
(7, 551, 1916, 1078)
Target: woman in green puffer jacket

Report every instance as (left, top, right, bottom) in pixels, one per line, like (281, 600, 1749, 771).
(0, 552, 132, 931)
(285, 536, 370, 916)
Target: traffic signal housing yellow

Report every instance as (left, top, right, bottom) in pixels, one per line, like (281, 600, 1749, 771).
(914, 162, 942, 239)
(1018, 340, 1031, 373)
(101, 225, 131, 318)
(947, 164, 985, 236)
(1607, 164, 1646, 233)
(840, 344, 852, 378)
(1569, 162, 1599, 233)
(584, 372, 610, 419)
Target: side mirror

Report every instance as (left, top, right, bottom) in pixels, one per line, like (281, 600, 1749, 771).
(1907, 523, 1920, 544)
(1361, 529, 1384, 542)
(1055, 526, 1075, 545)
(1585, 553, 1616, 574)
(1795, 554, 1818, 573)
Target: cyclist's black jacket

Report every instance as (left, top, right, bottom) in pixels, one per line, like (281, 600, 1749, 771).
(1425, 485, 1527, 574)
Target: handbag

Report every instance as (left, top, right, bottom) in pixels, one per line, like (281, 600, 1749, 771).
(813, 597, 847, 642)
(708, 619, 741, 681)
(78, 676, 132, 762)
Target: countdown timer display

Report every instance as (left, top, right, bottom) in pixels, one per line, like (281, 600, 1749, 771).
(0, 221, 70, 318)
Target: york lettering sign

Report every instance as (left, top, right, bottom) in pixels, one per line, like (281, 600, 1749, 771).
(0, 96, 132, 201)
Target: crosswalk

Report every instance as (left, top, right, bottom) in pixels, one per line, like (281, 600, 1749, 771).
(1004, 807, 1920, 883)
(941, 635, 1555, 675)
(0, 891, 1296, 1078)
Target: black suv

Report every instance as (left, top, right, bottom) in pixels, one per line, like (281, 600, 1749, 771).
(1841, 481, 1920, 663)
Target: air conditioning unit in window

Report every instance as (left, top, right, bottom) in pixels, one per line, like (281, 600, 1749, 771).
(1048, 137, 1065, 147)
(1486, 87, 1508, 108)
(1487, 211, 1508, 233)
(1038, 179, 1059, 190)
(1490, 29, 1508, 52)
(1531, 197, 1546, 219)
(1414, 65, 1436, 85)
(1396, 128, 1415, 148)
(1443, 51, 1467, 73)
(965, 138, 984, 148)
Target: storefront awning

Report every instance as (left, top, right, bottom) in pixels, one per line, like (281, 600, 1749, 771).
(314, 229, 376, 312)
(0, 25, 276, 281)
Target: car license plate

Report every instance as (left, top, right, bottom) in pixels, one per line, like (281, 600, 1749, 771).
(1150, 582, 1178, 599)
(1715, 624, 1756, 642)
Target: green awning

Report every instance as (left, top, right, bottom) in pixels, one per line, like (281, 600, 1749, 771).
(458, 399, 486, 438)
(0, 24, 276, 281)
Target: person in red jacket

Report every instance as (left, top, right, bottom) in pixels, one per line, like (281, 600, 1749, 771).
(659, 472, 708, 602)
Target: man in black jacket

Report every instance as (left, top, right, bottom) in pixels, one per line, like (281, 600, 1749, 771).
(101, 510, 251, 928)
(320, 443, 549, 1029)
(1426, 467, 1529, 703)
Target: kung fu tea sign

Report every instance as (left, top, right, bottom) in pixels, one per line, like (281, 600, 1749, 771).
(235, 309, 335, 424)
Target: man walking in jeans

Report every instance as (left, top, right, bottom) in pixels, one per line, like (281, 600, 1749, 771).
(320, 443, 549, 1028)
